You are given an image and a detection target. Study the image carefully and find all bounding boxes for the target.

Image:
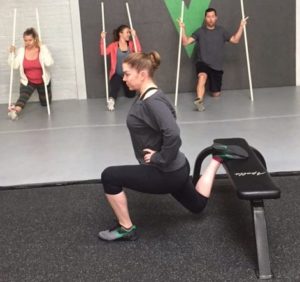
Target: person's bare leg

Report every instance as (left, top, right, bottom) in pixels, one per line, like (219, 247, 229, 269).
(15, 106, 22, 113)
(106, 192, 133, 229)
(194, 73, 207, 111)
(195, 159, 221, 198)
(196, 73, 207, 100)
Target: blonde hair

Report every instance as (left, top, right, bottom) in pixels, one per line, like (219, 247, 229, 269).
(23, 27, 40, 47)
(123, 51, 160, 77)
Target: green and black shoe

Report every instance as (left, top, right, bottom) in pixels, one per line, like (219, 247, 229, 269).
(98, 223, 138, 242)
(212, 143, 249, 161)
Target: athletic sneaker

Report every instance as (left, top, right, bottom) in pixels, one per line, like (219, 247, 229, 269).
(193, 98, 205, 112)
(98, 223, 138, 241)
(8, 109, 18, 121)
(212, 143, 249, 161)
(107, 97, 115, 111)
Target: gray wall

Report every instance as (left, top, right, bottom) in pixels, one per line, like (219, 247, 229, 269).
(79, 0, 296, 98)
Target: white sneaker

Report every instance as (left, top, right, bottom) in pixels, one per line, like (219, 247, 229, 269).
(107, 97, 115, 111)
(193, 98, 205, 112)
(8, 110, 18, 121)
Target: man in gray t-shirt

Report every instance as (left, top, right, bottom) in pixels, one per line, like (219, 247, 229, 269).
(179, 8, 248, 111)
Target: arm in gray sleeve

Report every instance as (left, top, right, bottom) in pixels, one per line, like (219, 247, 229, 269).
(191, 28, 200, 41)
(223, 27, 232, 42)
(146, 100, 182, 167)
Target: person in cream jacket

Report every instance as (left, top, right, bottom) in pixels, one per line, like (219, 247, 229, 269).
(8, 27, 54, 120)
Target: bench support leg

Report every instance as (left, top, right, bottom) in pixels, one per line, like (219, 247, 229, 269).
(251, 200, 273, 279)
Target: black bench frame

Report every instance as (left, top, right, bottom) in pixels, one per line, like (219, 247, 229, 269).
(192, 139, 280, 280)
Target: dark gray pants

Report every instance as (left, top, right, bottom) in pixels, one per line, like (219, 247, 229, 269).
(16, 82, 52, 108)
(109, 74, 135, 100)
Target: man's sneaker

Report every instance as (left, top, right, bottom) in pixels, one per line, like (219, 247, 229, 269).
(8, 109, 18, 121)
(212, 143, 249, 161)
(107, 97, 115, 111)
(98, 223, 138, 241)
(193, 98, 205, 112)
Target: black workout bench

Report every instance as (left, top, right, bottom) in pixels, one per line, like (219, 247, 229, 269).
(192, 138, 281, 280)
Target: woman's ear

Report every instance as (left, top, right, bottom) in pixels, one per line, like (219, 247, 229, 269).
(139, 70, 147, 80)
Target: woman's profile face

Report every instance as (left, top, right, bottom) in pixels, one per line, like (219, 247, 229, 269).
(119, 28, 131, 41)
(122, 63, 142, 91)
(23, 35, 36, 49)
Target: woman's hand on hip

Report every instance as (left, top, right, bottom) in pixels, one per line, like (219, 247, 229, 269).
(143, 148, 156, 163)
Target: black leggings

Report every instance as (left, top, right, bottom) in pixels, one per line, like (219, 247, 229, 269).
(101, 161, 208, 214)
(109, 74, 135, 100)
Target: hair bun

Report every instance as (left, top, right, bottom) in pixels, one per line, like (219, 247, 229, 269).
(149, 51, 160, 70)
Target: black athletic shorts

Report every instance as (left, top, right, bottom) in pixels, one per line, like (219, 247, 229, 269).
(196, 61, 223, 92)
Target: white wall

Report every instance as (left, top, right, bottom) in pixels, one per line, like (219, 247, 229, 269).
(297, 0, 300, 85)
(0, 0, 86, 104)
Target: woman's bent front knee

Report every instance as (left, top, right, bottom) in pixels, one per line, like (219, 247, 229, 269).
(101, 167, 123, 195)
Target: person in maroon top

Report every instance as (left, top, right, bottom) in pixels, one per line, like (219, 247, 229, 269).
(8, 28, 54, 120)
(100, 24, 142, 111)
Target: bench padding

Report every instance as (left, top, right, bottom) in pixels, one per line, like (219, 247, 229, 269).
(214, 138, 281, 200)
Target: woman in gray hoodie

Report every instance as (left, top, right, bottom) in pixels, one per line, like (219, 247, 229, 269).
(98, 51, 246, 241)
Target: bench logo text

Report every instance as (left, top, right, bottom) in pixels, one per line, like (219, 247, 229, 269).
(235, 171, 266, 177)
